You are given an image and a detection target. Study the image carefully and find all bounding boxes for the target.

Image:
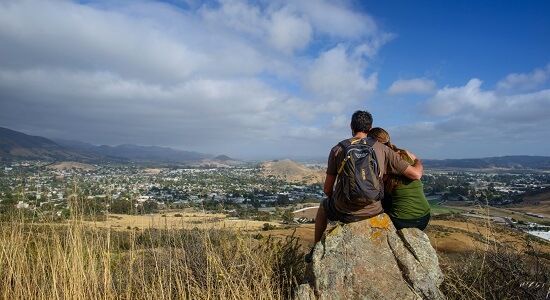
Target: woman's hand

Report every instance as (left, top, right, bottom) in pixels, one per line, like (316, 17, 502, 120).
(406, 150, 417, 162)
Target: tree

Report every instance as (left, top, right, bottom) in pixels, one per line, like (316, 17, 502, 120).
(0, 197, 17, 214)
(214, 203, 224, 214)
(235, 206, 250, 219)
(83, 198, 105, 215)
(110, 199, 132, 214)
(276, 194, 290, 206)
(255, 211, 272, 221)
(141, 200, 159, 214)
(252, 199, 261, 208)
(282, 208, 295, 224)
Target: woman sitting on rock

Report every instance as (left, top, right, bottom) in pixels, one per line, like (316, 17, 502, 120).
(367, 127, 431, 230)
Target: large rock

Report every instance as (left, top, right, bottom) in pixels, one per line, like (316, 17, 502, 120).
(296, 214, 444, 300)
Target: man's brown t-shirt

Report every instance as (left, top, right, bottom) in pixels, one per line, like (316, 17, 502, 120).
(326, 137, 409, 218)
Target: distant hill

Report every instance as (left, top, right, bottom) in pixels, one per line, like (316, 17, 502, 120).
(54, 140, 210, 162)
(47, 161, 97, 171)
(505, 186, 550, 217)
(4, 127, 549, 167)
(186, 155, 250, 168)
(214, 155, 233, 162)
(423, 155, 550, 170)
(260, 159, 325, 184)
(94, 144, 208, 162)
(0, 127, 86, 161)
(0, 127, 210, 162)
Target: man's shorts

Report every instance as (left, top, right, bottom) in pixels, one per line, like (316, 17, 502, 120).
(321, 197, 370, 223)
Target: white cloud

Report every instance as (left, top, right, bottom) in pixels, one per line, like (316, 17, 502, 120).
(302, 45, 378, 111)
(329, 114, 349, 129)
(199, 0, 314, 56)
(199, 0, 265, 36)
(352, 32, 395, 58)
(420, 70, 550, 123)
(496, 64, 550, 91)
(0, 67, 287, 144)
(0, 0, 285, 84)
(421, 79, 496, 116)
(0, 0, 205, 82)
(387, 78, 436, 95)
(8, 0, 546, 160)
(494, 89, 550, 123)
(393, 73, 550, 159)
(290, 0, 378, 39)
(267, 8, 312, 54)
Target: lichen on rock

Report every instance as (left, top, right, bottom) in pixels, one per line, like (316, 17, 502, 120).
(296, 213, 445, 300)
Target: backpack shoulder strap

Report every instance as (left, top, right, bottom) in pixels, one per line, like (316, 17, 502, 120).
(338, 139, 352, 148)
(336, 139, 352, 174)
(340, 137, 376, 147)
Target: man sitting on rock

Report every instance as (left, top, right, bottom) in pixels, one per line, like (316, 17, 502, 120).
(307, 110, 424, 262)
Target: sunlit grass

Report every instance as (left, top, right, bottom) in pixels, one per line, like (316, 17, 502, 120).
(428, 199, 465, 214)
(1, 199, 547, 299)
(0, 210, 305, 299)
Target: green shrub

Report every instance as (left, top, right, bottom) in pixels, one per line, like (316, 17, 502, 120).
(263, 223, 277, 231)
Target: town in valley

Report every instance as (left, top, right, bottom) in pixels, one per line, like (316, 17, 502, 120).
(1, 159, 549, 239)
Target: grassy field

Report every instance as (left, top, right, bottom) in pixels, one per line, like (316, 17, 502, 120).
(442, 201, 550, 226)
(0, 212, 305, 300)
(428, 200, 466, 214)
(83, 211, 282, 231)
(1, 205, 548, 299)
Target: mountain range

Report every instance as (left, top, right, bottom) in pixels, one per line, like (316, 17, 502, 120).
(0, 127, 211, 163)
(423, 156, 550, 170)
(1, 126, 549, 169)
(54, 139, 209, 162)
(0, 127, 87, 161)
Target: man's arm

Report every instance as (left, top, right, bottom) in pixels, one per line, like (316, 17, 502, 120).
(402, 158, 423, 180)
(324, 174, 336, 197)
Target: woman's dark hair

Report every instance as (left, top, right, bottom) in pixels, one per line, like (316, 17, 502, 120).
(350, 110, 373, 134)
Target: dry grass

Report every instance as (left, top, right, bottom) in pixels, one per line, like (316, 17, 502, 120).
(2, 201, 549, 299)
(439, 240, 549, 299)
(426, 215, 550, 255)
(428, 213, 550, 300)
(0, 211, 306, 300)
(47, 161, 96, 171)
(83, 212, 281, 231)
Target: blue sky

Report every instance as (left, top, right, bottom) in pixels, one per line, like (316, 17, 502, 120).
(0, 0, 549, 160)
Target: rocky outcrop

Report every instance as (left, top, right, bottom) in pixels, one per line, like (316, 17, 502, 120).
(296, 214, 444, 300)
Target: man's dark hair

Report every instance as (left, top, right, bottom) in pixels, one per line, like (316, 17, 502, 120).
(350, 110, 373, 134)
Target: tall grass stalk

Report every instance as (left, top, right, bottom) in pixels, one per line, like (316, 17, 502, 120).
(436, 206, 549, 300)
(0, 208, 305, 299)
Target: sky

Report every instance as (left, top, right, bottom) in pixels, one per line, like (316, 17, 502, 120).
(0, 0, 549, 160)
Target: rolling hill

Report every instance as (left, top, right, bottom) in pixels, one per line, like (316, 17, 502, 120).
(54, 139, 210, 162)
(0, 127, 86, 161)
(0, 127, 210, 162)
(3, 126, 549, 168)
(260, 159, 325, 184)
(423, 156, 550, 170)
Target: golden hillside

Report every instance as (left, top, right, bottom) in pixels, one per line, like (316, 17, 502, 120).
(260, 159, 325, 184)
(47, 161, 96, 171)
(504, 187, 550, 217)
